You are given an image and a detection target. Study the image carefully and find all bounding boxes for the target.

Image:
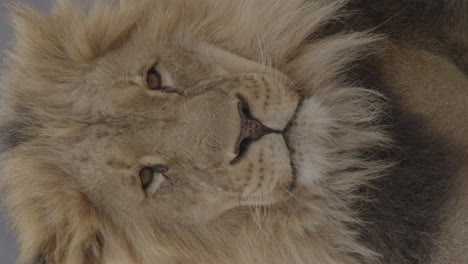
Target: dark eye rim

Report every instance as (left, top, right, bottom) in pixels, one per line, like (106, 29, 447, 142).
(146, 65, 180, 94)
(146, 66, 163, 90)
(138, 165, 170, 190)
(139, 167, 155, 189)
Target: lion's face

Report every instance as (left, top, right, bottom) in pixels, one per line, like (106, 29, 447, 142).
(70, 42, 299, 225)
(2, 1, 406, 263)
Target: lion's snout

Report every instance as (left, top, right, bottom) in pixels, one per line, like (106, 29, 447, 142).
(231, 94, 281, 164)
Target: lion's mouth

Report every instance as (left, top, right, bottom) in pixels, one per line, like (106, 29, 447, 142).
(230, 94, 280, 165)
(282, 99, 303, 146)
(282, 99, 304, 191)
(229, 94, 303, 192)
(229, 95, 303, 191)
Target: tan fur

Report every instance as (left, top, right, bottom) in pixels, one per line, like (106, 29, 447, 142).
(0, 0, 466, 264)
(375, 42, 468, 264)
(376, 43, 468, 149)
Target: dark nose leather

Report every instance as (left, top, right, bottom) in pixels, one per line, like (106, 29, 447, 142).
(233, 95, 280, 156)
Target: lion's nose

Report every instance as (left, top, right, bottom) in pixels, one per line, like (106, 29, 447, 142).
(231, 95, 280, 164)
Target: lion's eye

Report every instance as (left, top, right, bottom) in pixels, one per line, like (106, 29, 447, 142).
(139, 167, 154, 189)
(147, 67, 162, 90)
(138, 165, 169, 190)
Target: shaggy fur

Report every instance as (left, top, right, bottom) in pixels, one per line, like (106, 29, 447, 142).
(0, 0, 466, 264)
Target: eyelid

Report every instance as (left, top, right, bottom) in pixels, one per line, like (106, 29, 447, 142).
(144, 171, 168, 195)
(138, 163, 170, 194)
(139, 167, 155, 189)
(147, 67, 163, 90)
(151, 164, 169, 173)
(141, 58, 160, 77)
(148, 62, 176, 88)
(112, 59, 161, 89)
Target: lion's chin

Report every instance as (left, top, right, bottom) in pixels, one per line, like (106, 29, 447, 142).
(281, 97, 335, 188)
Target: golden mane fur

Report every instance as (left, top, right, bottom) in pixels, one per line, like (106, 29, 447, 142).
(1, 0, 466, 264)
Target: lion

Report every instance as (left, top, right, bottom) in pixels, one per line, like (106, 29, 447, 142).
(0, 0, 466, 263)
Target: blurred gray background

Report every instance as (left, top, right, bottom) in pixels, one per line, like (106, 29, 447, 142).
(0, 1, 91, 263)
(0, 0, 18, 262)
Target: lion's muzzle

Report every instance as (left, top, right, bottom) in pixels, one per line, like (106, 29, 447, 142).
(231, 94, 280, 164)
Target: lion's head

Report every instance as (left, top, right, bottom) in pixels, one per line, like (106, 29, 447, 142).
(70, 42, 301, 225)
(1, 0, 387, 263)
